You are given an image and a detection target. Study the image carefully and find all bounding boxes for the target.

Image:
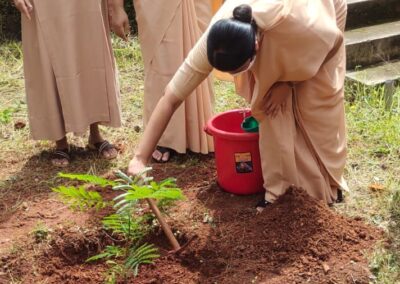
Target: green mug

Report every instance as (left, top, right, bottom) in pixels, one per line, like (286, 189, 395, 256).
(241, 116, 259, 133)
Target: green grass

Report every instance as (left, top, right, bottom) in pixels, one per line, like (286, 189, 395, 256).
(337, 83, 400, 283)
(0, 38, 399, 282)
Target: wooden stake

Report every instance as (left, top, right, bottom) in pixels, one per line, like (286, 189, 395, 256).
(146, 198, 181, 251)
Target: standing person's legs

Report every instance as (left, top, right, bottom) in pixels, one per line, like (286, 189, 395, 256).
(86, 0, 119, 161)
(258, 94, 299, 207)
(141, 4, 186, 162)
(257, 91, 340, 210)
(138, 0, 214, 162)
(181, 0, 215, 154)
(22, 4, 71, 167)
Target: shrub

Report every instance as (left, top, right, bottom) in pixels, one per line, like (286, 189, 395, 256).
(53, 168, 184, 281)
(0, 2, 137, 41)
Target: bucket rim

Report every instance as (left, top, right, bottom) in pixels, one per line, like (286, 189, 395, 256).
(205, 109, 259, 141)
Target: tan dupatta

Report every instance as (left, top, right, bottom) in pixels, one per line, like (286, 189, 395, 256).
(134, 0, 182, 67)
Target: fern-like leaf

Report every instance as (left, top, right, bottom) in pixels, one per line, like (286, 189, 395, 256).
(150, 188, 184, 200)
(114, 170, 134, 184)
(102, 213, 148, 241)
(86, 245, 124, 262)
(112, 184, 132, 191)
(58, 173, 116, 187)
(52, 186, 108, 211)
(123, 185, 155, 200)
(124, 243, 159, 276)
(115, 202, 137, 215)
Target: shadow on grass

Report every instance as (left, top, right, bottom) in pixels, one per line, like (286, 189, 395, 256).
(0, 145, 114, 222)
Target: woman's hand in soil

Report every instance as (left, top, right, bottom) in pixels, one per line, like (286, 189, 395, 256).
(13, 0, 33, 20)
(263, 82, 293, 118)
(108, 1, 130, 41)
(127, 156, 147, 177)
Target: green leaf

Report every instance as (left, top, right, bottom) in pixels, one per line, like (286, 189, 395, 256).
(86, 246, 124, 262)
(102, 214, 147, 241)
(113, 192, 131, 201)
(124, 243, 159, 276)
(115, 202, 137, 215)
(114, 170, 134, 184)
(150, 189, 184, 200)
(112, 184, 133, 191)
(0, 108, 13, 124)
(52, 185, 107, 211)
(124, 186, 155, 200)
(86, 252, 113, 262)
(58, 173, 116, 187)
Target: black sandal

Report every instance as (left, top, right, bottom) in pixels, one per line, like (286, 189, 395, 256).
(152, 146, 176, 163)
(88, 140, 117, 160)
(336, 189, 344, 203)
(256, 198, 271, 212)
(51, 148, 71, 167)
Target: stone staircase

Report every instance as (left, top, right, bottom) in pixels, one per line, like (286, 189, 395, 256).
(345, 0, 400, 86)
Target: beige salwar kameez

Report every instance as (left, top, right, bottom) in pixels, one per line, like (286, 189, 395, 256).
(168, 0, 348, 204)
(22, 0, 121, 141)
(134, 0, 214, 154)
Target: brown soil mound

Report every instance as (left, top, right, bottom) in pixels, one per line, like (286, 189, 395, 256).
(135, 185, 381, 284)
(2, 227, 110, 284)
(1, 157, 382, 283)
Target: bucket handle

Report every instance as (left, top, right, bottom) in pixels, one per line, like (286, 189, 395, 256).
(204, 125, 212, 136)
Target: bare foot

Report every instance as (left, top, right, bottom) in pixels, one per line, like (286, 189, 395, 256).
(88, 138, 118, 160)
(51, 149, 70, 167)
(89, 124, 118, 160)
(51, 137, 70, 167)
(152, 146, 174, 163)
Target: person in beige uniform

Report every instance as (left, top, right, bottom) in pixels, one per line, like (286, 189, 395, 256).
(13, 0, 128, 167)
(128, 0, 348, 209)
(132, 0, 215, 162)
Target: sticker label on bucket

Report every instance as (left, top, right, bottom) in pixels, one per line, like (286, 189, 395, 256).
(234, 152, 253, 173)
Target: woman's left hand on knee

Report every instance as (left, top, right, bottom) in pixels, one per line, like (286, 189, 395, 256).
(262, 82, 293, 118)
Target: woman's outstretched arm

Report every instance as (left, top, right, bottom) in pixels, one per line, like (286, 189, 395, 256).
(128, 24, 212, 176)
(128, 86, 184, 175)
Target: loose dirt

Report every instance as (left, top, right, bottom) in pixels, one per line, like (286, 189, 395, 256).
(0, 155, 382, 283)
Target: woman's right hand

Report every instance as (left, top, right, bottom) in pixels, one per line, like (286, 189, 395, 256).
(127, 156, 147, 177)
(13, 0, 33, 20)
(109, 5, 130, 41)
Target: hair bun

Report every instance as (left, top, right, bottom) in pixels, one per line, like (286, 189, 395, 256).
(233, 4, 253, 24)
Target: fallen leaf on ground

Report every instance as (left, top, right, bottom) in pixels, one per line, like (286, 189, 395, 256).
(368, 183, 385, 191)
(14, 120, 26, 130)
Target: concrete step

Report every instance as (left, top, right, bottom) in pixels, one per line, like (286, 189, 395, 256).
(346, 59, 400, 85)
(346, 0, 400, 30)
(345, 20, 400, 70)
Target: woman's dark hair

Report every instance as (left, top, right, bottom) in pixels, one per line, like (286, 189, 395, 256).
(207, 4, 257, 72)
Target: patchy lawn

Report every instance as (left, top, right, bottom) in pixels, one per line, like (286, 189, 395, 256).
(0, 38, 399, 283)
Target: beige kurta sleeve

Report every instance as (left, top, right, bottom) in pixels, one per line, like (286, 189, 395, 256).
(168, 0, 288, 102)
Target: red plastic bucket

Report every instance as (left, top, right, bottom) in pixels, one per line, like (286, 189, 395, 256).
(204, 109, 264, 195)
